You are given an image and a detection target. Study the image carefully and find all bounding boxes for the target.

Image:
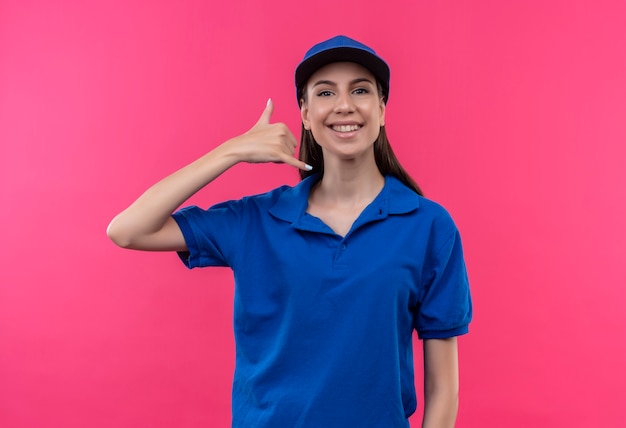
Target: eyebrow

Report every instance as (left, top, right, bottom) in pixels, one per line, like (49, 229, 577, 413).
(311, 77, 375, 88)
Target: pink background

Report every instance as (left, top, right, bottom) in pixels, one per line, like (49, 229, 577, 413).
(1, 1, 625, 427)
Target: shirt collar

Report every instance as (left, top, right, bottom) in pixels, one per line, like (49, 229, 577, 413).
(269, 174, 420, 225)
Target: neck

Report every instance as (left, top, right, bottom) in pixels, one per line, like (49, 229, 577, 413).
(315, 156, 384, 205)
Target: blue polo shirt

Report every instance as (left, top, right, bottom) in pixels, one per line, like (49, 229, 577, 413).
(172, 174, 472, 427)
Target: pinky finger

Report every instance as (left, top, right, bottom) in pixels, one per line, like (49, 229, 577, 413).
(283, 155, 313, 171)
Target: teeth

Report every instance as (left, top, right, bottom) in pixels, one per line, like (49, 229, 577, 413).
(332, 124, 360, 132)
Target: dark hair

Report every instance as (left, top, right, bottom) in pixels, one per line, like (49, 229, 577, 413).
(297, 84, 423, 196)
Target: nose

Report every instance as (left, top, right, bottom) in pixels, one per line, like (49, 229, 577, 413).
(334, 89, 355, 113)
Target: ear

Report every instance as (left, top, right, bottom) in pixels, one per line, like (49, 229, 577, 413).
(379, 98, 386, 127)
(300, 99, 311, 130)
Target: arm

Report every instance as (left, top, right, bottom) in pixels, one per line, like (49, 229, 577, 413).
(422, 337, 460, 428)
(106, 99, 310, 251)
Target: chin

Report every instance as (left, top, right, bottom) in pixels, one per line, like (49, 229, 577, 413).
(325, 146, 375, 162)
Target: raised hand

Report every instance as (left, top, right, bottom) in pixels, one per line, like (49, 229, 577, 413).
(224, 99, 312, 171)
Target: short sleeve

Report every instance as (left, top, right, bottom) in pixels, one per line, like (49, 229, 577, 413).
(415, 227, 472, 340)
(171, 200, 243, 269)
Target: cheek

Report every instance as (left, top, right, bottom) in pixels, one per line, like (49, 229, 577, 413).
(307, 106, 329, 126)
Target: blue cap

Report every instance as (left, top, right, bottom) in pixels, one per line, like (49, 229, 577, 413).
(295, 35, 390, 104)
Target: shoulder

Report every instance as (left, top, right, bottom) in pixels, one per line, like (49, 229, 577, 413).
(238, 184, 293, 207)
(203, 183, 296, 215)
(233, 175, 319, 209)
(417, 195, 456, 224)
(173, 184, 294, 227)
(386, 176, 457, 228)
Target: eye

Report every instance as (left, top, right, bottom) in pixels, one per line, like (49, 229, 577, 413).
(317, 90, 334, 97)
(353, 87, 370, 95)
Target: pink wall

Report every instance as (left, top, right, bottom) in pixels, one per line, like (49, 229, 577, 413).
(1, 1, 625, 427)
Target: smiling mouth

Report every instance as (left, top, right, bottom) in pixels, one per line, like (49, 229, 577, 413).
(331, 124, 362, 133)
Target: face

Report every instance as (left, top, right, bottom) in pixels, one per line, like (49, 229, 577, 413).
(300, 62, 385, 161)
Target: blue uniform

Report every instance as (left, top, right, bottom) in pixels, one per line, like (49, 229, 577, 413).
(172, 174, 472, 427)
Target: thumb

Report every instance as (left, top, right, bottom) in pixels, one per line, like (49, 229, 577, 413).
(255, 98, 274, 127)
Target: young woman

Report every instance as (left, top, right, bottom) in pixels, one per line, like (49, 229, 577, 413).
(107, 35, 472, 428)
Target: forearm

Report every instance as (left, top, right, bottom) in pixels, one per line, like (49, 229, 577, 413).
(422, 388, 458, 428)
(107, 142, 240, 247)
(422, 337, 460, 428)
